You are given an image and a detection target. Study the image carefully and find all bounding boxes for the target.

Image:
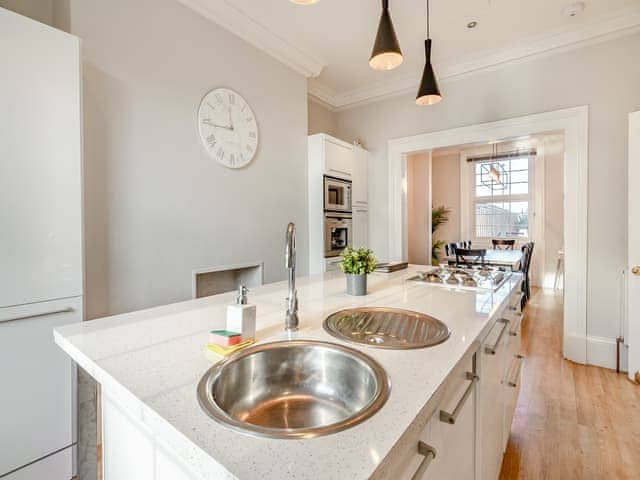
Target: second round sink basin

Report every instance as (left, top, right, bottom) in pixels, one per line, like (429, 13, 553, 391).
(197, 340, 390, 439)
(323, 307, 451, 349)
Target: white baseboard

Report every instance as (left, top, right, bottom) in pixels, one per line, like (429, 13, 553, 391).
(564, 334, 626, 371)
(564, 334, 586, 364)
(586, 335, 625, 371)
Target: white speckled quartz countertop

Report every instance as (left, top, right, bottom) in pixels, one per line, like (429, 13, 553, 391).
(54, 266, 521, 480)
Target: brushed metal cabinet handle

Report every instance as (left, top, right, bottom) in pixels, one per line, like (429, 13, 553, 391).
(507, 355, 525, 387)
(0, 307, 74, 324)
(411, 442, 437, 480)
(509, 312, 524, 336)
(485, 318, 510, 355)
(439, 371, 478, 424)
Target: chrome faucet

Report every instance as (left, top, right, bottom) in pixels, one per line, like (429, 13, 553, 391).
(284, 222, 299, 331)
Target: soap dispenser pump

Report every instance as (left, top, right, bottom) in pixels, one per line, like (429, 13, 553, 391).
(226, 284, 256, 341)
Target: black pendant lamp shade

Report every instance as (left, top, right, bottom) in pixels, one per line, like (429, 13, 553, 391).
(416, 38, 442, 106)
(369, 0, 403, 71)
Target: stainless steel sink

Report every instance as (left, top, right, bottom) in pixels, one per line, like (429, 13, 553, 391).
(197, 340, 390, 439)
(323, 307, 451, 349)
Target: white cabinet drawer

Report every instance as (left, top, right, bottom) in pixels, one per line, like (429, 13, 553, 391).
(392, 352, 476, 480)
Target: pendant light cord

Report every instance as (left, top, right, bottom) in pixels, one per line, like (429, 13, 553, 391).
(426, 0, 430, 39)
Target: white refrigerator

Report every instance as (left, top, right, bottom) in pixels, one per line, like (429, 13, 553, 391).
(0, 8, 83, 479)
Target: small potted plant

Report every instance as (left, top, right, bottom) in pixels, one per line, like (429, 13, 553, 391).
(340, 246, 377, 296)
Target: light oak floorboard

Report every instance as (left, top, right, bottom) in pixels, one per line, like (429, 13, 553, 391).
(499, 289, 640, 480)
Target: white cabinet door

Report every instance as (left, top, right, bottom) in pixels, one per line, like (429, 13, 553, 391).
(324, 138, 353, 179)
(352, 208, 369, 248)
(352, 147, 368, 206)
(0, 9, 83, 307)
(0, 297, 82, 477)
(479, 318, 510, 480)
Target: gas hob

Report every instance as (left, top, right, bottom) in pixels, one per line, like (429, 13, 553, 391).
(407, 265, 512, 292)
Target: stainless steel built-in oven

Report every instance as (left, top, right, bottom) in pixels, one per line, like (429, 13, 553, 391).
(324, 176, 352, 213)
(325, 213, 352, 258)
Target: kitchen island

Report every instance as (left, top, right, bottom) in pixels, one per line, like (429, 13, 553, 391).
(54, 266, 523, 480)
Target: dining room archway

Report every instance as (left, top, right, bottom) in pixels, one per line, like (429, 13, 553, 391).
(387, 106, 588, 364)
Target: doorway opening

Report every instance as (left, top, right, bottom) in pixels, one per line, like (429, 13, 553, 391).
(390, 106, 588, 364)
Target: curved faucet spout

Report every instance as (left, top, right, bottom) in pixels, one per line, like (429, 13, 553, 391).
(284, 223, 299, 331)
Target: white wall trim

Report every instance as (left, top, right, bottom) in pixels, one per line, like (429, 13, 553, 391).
(176, 0, 325, 78)
(309, 5, 640, 110)
(388, 106, 589, 364)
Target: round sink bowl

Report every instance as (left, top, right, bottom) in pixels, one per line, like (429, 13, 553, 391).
(324, 307, 451, 349)
(197, 340, 390, 439)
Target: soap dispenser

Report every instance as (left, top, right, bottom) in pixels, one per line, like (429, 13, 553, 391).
(226, 284, 256, 341)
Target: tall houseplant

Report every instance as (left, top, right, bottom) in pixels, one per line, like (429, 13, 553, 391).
(432, 205, 451, 264)
(340, 246, 377, 296)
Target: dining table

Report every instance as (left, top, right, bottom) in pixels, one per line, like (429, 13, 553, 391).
(444, 249, 523, 271)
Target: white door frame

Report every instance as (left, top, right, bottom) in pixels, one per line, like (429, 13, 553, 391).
(388, 106, 589, 364)
(628, 111, 640, 380)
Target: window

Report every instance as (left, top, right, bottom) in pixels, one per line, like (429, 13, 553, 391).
(471, 155, 532, 239)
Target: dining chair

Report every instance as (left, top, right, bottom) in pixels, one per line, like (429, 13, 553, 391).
(455, 248, 487, 267)
(492, 239, 516, 250)
(520, 242, 535, 307)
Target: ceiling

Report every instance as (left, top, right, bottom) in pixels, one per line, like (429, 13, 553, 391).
(178, 0, 640, 109)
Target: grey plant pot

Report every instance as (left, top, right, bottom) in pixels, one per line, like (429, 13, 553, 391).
(346, 274, 367, 296)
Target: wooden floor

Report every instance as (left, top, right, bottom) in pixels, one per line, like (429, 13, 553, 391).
(499, 289, 640, 479)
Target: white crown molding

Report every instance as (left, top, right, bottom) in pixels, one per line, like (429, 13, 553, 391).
(310, 4, 640, 111)
(176, 0, 325, 78)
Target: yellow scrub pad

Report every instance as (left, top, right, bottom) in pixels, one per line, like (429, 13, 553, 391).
(205, 338, 255, 358)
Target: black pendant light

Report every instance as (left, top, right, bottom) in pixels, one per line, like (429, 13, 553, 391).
(369, 0, 403, 71)
(416, 0, 442, 106)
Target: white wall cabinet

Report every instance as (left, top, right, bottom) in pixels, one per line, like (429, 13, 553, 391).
(352, 146, 368, 206)
(314, 134, 353, 179)
(351, 146, 369, 249)
(0, 8, 83, 308)
(352, 208, 369, 248)
(308, 134, 370, 273)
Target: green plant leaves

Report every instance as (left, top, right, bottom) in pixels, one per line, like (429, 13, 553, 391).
(339, 246, 377, 275)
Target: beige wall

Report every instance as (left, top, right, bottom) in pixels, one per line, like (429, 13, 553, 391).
(0, 0, 53, 25)
(407, 152, 431, 265)
(431, 151, 461, 249)
(308, 98, 337, 136)
(334, 33, 640, 345)
(543, 134, 565, 288)
(54, 0, 309, 320)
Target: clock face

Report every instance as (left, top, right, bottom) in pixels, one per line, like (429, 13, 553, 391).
(197, 88, 259, 168)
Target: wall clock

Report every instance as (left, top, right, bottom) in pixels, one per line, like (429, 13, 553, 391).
(197, 88, 259, 168)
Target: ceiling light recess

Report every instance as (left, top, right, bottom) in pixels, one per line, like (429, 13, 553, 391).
(289, 0, 320, 4)
(369, 0, 403, 71)
(416, 0, 442, 106)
